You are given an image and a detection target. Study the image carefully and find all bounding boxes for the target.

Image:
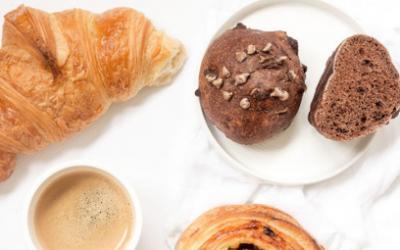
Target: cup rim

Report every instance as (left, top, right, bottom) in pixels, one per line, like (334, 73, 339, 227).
(23, 160, 142, 250)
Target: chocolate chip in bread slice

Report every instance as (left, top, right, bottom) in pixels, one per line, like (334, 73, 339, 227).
(309, 34, 400, 141)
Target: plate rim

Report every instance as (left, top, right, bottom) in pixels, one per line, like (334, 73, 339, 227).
(195, 0, 375, 186)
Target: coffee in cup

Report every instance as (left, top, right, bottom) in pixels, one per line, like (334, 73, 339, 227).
(33, 170, 134, 250)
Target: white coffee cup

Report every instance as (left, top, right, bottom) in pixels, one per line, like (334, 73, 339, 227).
(23, 160, 142, 250)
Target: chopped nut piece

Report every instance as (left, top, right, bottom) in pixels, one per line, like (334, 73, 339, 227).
(223, 91, 233, 101)
(205, 73, 216, 82)
(247, 45, 256, 54)
(250, 88, 260, 96)
(250, 88, 267, 100)
(221, 66, 231, 78)
(270, 87, 289, 101)
(276, 56, 288, 64)
(287, 70, 297, 81)
(240, 98, 251, 109)
(262, 43, 272, 52)
(235, 73, 250, 86)
(236, 52, 247, 63)
(259, 56, 268, 63)
(212, 78, 223, 88)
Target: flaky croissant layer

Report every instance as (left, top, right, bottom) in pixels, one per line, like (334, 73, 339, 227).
(0, 5, 186, 182)
(176, 204, 324, 250)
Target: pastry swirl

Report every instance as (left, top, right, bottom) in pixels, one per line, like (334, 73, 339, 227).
(176, 204, 324, 250)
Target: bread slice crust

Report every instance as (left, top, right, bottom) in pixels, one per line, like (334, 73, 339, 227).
(309, 34, 400, 141)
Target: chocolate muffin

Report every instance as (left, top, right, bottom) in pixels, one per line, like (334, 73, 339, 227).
(309, 34, 400, 141)
(196, 23, 307, 145)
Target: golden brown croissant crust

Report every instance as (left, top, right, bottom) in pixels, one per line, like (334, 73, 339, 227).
(0, 5, 186, 183)
(175, 204, 324, 250)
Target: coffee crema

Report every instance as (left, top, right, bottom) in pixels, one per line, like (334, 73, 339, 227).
(34, 170, 134, 250)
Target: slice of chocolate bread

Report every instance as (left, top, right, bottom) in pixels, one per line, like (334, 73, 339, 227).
(309, 34, 400, 141)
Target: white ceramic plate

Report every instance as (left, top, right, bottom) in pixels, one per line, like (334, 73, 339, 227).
(196, 0, 375, 186)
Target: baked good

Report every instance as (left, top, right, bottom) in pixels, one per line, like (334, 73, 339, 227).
(0, 5, 186, 183)
(196, 23, 307, 145)
(309, 34, 400, 141)
(175, 204, 324, 250)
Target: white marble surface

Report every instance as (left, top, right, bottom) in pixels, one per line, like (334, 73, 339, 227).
(0, 0, 399, 249)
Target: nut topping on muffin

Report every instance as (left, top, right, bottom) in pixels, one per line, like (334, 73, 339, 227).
(259, 55, 269, 63)
(262, 43, 272, 53)
(212, 78, 223, 88)
(247, 44, 256, 54)
(236, 52, 247, 63)
(276, 56, 288, 65)
(250, 88, 261, 97)
(223, 91, 233, 101)
(271, 87, 289, 101)
(287, 70, 297, 81)
(235, 73, 250, 86)
(240, 98, 251, 109)
(221, 66, 231, 78)
(205, 73, 217, 82)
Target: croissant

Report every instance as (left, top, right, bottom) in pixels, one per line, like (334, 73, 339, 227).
(0, 5, 186, 183)
(176, 204, 324, 250)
